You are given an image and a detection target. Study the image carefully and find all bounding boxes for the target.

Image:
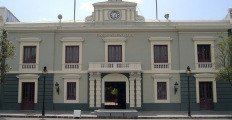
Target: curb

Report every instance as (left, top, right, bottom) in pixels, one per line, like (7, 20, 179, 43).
(1, 114, 232, 119)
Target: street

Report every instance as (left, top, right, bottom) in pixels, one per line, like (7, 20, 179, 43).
(1, 118, 232, 120)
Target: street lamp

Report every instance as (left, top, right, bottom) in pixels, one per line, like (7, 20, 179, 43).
(186, 66, 191, 117)
(42, 66, 47, 116)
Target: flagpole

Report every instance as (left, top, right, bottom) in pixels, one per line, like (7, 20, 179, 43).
(155, 0, 158, 20)
(74, 0, 76, 22)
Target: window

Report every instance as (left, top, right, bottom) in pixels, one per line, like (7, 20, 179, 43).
(23, 46, 36, 63)
(67, 82, 76, 100)
(152, 74, 170, 103)
(65, 46, 79, 63)
(157, 82, 167, 100)
(108, 45, 122, 62)
(154, 45, 168, 63)
(193, 36, 215, 70)
(61, 37, 84, 71)
(197, 44, 211, 62)
(19, 38, 41, 72)
(63, 74, 80, 103)
(149, 37, 172, 70)
(103, 37, 126, 62)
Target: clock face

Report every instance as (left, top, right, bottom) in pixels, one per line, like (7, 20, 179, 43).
(109, 10, 120, 20)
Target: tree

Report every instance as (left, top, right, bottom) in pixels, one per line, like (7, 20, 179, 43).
(0, 29, 15, 84)
(215, 33, 232, 86)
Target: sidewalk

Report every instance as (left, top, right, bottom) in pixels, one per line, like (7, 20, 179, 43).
(0, 110, 232, 119)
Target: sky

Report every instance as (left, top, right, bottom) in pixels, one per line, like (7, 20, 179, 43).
(0, 0, 232, 22)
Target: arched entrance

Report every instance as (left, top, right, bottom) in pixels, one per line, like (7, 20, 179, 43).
(102, 74, 129, 109)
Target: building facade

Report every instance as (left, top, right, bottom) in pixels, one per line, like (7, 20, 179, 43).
(1, 0, 232, 111)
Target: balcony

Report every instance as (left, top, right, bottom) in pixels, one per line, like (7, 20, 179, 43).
(88, 62, 141, 72)
(63, 63, 81, 71)
(19, 63, 38, 72)
(196, 62, 214, 72)
(152, 63, 171, 72)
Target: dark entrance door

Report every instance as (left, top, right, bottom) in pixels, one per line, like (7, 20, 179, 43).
(105, 82, 126, 109)
(199, 82, 213, 110)
(21, 82, 35, 110)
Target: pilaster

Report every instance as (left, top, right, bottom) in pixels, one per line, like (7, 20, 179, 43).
(89, 72, 95, 107)
(95, 73, 102, 107)
(135, 72, 142, 107)
(129, 72, 136, 107)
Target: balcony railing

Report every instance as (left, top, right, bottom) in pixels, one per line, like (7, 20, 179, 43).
(153, 63, 170, 69)
(63, 63, 81, 71)
(197, 62, 213, 69)
(20, 63, 38, 72)
(88, 62, 141, 72)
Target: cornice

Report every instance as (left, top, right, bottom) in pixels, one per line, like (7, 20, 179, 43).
(3, 20, 231, 32)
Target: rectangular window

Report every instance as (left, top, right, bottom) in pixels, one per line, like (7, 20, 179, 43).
(67, 82, 76, 100)
(154, 45, 168, 63)
(108, 45, 122, 62)
(65, 46, 79, 63)
(197, 44, 211, 62)
(23, 46, 36, 63)
(157, 82, 167, 100)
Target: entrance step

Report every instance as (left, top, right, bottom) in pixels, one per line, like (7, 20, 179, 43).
(95, 109, 138, 119)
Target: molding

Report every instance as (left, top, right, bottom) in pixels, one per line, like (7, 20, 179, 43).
(19, 38, 41, 42)
(192, 36, 217, 41)
(149, 37, 173, 41)
(60, 37, 84, 42)
(102, 37, 127, 42)
(152, 74, 172, 79)
(62, 74, 81, 79)
(16, 74, 40, 79)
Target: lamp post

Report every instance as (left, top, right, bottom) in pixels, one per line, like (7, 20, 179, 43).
(42, 66, 47, 116)
(186, 66, 191, 117)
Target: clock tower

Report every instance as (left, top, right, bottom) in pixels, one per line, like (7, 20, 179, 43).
(85, 0, 144, 22)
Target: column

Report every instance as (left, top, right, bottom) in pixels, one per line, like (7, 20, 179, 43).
(129, 72, 135, 107)
(89, 72, 95, 107)
(136, 72, 142, 107)
(95, 73, 102, 107)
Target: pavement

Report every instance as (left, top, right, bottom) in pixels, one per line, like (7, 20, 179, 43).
(0, 110, 232, 119)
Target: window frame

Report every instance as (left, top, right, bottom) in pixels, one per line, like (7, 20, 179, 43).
(149, 37, 172, 71)
(19, 38, 41, 72)
(63, 74, 81, 103)
(193, 36, 216, 71)
(61, 37, 84, 71)
(103, 37, 126, 62)
(152, 74, 170, 103)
